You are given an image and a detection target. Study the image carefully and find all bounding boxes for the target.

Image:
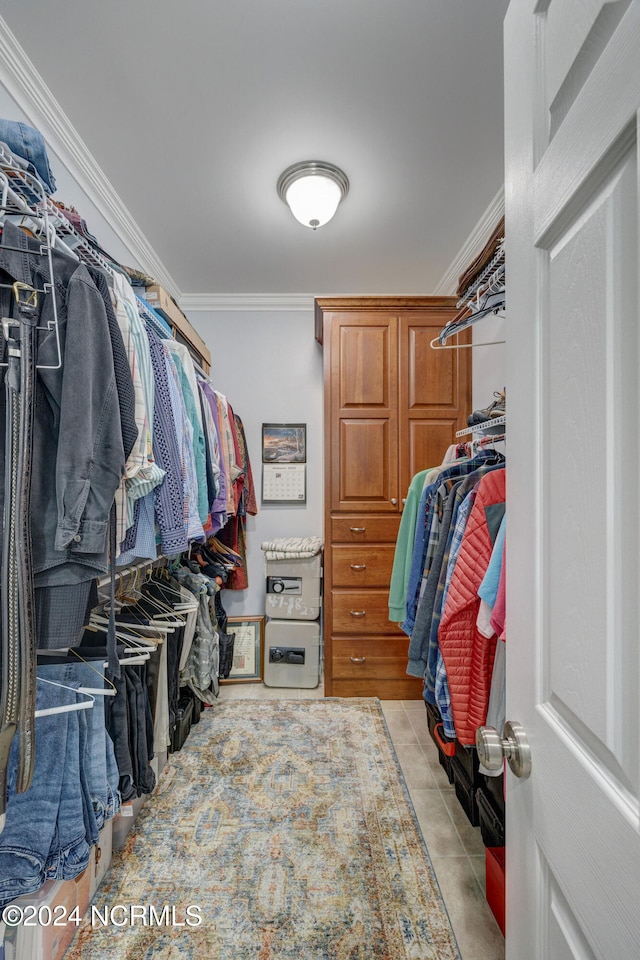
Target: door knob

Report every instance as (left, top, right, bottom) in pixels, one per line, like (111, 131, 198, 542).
(391, 498, 398, 505)
(476, 720, 532, 779)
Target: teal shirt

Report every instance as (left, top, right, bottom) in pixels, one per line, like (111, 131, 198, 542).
(169, 351, 210, 525)
(388, 469, 430, 622)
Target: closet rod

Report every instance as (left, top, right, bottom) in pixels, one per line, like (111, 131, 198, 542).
(456, 241, 505, 309)
(99, 555, 167, 591)
(456, 414, 506, 437)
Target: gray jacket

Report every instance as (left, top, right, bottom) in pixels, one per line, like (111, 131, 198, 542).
(0, 221, 125, 586)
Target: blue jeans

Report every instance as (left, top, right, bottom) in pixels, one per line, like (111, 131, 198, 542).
(0, 676, 83, 906)
(0, 119, 57, 194)
(0, 662, 123, 905)
(42, 683, 92, 882)
(40, 661, 121, 831)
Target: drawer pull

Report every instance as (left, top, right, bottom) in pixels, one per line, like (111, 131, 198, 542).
(350, 610, 366, 617)
(349, 526, 366, 533)
(350, 656, 366, 663)
(350, 564, 366, 570)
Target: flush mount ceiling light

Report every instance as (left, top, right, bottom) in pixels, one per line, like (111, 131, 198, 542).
(277, 160, 349, 230)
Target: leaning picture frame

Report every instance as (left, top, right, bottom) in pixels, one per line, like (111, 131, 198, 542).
(220, 616, 264, 683)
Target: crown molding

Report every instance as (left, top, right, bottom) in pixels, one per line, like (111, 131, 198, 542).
(0, 16, 180, 299)
(432, 186, 505, 296)
(179, 293, 315, 313)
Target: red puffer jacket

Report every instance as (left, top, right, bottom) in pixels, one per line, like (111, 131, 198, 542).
(438, 468, 506, 745)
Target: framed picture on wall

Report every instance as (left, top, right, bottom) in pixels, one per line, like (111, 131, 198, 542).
(262, 423, 307, 463)
(220, 616, 264, 683)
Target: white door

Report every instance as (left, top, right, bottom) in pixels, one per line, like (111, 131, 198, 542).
(504, 2, 640, 958)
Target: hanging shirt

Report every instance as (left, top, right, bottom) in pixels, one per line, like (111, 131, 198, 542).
(200, 383, 228, 534)
(144, 325, 188, 556)
(166, 346, 209, 526)
(0, 222, 126, 587)
(114, 273, 164, 527)
(215, 391, 239, 516)
(112, 279, 148, 548)
(198, 381, 220, 517)
(389, 468, 430, 623)
(163, 345, 205, 543)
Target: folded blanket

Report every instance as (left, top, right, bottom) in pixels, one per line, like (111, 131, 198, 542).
(261, 536, 323, 560)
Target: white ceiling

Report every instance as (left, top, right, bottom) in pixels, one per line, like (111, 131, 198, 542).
(0, 0, 509, 299)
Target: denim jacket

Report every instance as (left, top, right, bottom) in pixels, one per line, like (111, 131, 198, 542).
(0, 221, 125, 585)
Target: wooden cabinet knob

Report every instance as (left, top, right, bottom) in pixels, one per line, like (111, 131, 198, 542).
(350, 656, 366, 663)
(349, 610, 366, 617)
(350, 564, 366, 570)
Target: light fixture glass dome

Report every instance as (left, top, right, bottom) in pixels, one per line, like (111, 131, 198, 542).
(277, 161, 349, 229)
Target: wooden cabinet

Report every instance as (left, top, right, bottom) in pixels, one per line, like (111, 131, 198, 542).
(317, 297, 472, 698)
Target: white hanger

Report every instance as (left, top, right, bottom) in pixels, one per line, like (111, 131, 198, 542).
(111, 653, 150, 666)
(430, 335, 505, 351)
(89, 613, 174, 635)
(36, 649, 117, 697)
(35, 676, 95, 717)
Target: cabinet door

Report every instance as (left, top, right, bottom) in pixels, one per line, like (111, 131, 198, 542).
(327, 313, 399, 512)
(399, 313, 472, 497)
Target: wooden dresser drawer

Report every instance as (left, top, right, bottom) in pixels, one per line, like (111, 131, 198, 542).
(331, 591, 404, 634)
(332, 636, 409, 678)
(331, 515, 400, 543)
(331, 678, 424, 699)
(332, 544, 395, 587)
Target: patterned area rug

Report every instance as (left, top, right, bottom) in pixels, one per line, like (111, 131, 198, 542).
(66, 698, 460, 959)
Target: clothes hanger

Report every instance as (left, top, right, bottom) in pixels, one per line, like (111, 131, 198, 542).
(105, 565, 184, 625)
(151, 566, 199, 611)
(92, 582, 177, 632)
(87, 614, 163, 645)
(149, 577, 198, 612)
(142, 569, 195, 615)
(36, 647, 117, 697)
(87, 599, 164, 648)
(34, 677, 95, 718)
(429, 335, 505, 351)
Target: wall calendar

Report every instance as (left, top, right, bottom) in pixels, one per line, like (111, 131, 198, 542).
(261, 463, 306, 503)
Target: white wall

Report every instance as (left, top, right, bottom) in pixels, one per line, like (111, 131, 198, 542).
(186, 309, 324, 620)
(472, 313, 507, 411)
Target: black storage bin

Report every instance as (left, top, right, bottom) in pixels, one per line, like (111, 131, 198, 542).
(476, 787, 505, 847)
(179, 687, 202, 725)
(170, 697, 194, 753)
(454, 739, 480, 783)
(425, 702, 454, 783)
(451, 755, 480, 826)
(481, 770, 505, 818)
(191, 694, 202, 724)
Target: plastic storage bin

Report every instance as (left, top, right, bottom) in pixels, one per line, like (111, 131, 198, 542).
(264, 619, 321, 688)
(89, 820, 113, 900)
(0, 868, 91, 960)
(170, 697, 194, 753)
(451, 754, 481, 826)
(425, 702, 454, 783)
(486, 845, 505, 935)
(476, 787, 505, 847)
(265, 553, 322, 620)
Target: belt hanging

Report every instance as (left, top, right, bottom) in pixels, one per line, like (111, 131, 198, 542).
(0, 281, 40, 824)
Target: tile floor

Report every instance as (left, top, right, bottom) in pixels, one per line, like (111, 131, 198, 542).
(217, 680, 505, 960)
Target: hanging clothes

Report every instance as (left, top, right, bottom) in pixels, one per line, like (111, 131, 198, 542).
(437, 468, 506, 746)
